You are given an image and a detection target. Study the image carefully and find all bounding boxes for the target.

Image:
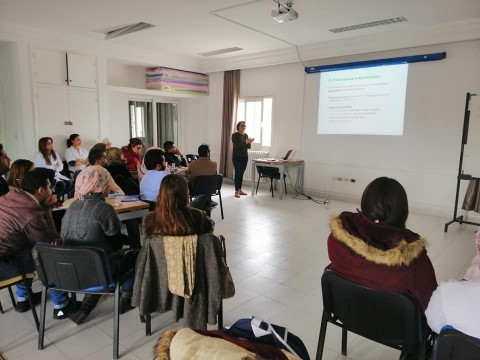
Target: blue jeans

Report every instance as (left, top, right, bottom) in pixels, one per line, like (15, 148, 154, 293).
(0, 249, 69, 309)
(16, 285, 69, 309)
(232, 155, 248, 191)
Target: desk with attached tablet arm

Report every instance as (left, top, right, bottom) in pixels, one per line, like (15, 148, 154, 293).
(251, 158, 304, 200)
(57, 198, 150, 222)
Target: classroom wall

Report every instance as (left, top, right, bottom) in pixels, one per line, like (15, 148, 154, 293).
(1, 23, 479, 217)
(236, 40, 480, 216)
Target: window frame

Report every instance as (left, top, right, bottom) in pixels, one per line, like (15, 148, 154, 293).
(237, 96, 273, 151)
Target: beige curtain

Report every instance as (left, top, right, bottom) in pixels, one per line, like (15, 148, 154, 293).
(219, 70, 240, 179)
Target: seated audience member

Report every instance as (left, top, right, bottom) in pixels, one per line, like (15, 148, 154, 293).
(425, 232, 480, 338)
(0, 144, 11, 196)
(64, 133, 88, 174)
(89, 142, 107, 153)
(88, 149, 124, 195)
(89, 150, 141, 247)
(102, 138, 113, 150)
(188, 143, 217, 179)
(139, 149, 168, 202)
(326, 176, 437, 311)
(0, 170, 72, 318)
(106, 147, 139, 195)
(163, 141, 188, 168)
(121, 138, 143, 171)
(144, 174, 212, 237)
(61, 165, 137, 324)
(34, 137, 72, 198)
(7, 159, 34, 188)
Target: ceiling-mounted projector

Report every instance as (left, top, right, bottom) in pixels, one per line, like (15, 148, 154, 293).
(271, 1, 298, 23)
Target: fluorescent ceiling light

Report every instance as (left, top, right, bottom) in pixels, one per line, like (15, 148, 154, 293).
(105, 22, 155, 40)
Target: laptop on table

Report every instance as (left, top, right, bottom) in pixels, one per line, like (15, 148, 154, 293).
(263, 149, 293, 162)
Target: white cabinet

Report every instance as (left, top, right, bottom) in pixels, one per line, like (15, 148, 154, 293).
(33, 49, 97, 89)
(36, 86, 99, 153)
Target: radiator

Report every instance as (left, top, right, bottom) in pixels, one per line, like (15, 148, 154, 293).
(244, 150, 269, 181)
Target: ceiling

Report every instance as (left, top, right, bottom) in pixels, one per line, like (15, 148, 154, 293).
(1, 0, 480, 72)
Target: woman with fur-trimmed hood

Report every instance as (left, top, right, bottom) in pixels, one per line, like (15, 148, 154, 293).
(326, 177, 437, 311)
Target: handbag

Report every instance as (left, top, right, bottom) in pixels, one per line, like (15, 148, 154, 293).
(219, 235, 235, 299)
(225, 317, 310, 360)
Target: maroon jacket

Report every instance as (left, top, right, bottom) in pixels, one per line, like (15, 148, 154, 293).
(0, 188, 58, 257)
(326, 211, 437, 311)
(121, 146, 141, 171)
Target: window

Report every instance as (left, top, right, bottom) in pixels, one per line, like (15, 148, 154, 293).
(129, 101, 153, 148)
(128, 100, 178, 149)
(237, 97, 272, 147)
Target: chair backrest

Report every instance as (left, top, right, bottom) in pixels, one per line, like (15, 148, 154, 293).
(190, 174, 223, 197)
(433, 327, 480, 360)
(322, 270, 427, 353)
(256, 166, 279, 177)
(32, 243, 114, 293)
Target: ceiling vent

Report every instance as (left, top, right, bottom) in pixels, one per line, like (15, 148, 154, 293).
(329, 17, 407, 33)
(199, 47, 243, 57)
(105, 22, 155, 40)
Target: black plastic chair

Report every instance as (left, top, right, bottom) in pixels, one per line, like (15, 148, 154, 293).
(189, 174, 224, 219)
(0, 255, 40, 330)
(433, 327, 480, 360)
(255, 166, 287, 198)
(316, 270, 432, 360)
(32, 243, 130, 359)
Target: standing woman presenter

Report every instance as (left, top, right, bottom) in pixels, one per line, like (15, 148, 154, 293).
(231, 121, 254, 198)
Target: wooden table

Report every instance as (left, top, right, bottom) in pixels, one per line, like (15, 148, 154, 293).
(57, 199, 150, 221)
(251, 158, 305, 199)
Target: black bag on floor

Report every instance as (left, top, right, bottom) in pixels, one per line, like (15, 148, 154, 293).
(225, 317, 310, 360)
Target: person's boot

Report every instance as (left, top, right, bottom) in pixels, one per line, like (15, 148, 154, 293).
(15, 292, 42, 313)
(68, 294, 101, 324)
(120, 294, 135, 314)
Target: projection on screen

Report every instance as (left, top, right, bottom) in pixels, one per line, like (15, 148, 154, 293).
(317, 63, 408, 135)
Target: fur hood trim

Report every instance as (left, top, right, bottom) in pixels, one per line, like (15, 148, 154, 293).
(330, 215, 427, 266)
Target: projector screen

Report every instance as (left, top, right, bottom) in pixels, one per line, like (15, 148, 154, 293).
(317, 63, 409, 135)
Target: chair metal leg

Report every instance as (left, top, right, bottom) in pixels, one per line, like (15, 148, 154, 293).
(146, 314, 152, 336)
(23, 278, 40, 330)
(0, 299, 3, 313)
(8, 285, 16, 306)
(255, 175, 261, 195)
(341, 328, 348, 355)
(270, 178, 274, 198)
(113, 285, 120, 359)
(284, 176, 287, 194)
(218, 300, 223, 329)
(315, 313, 329, 360)
(38, 286, 48, 350)
(219, 192, 224, 219)
(18, 261, 39, 330)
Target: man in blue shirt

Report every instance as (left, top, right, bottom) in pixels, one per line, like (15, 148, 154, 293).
(139, 149, 168, 202)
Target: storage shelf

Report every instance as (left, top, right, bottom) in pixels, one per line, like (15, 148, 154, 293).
(108, 85, 206, 99)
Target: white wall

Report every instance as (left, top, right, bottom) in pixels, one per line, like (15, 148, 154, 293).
(235, 40, 480, 215)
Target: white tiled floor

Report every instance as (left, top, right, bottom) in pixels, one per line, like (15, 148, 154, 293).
(0, 183, 476, 359)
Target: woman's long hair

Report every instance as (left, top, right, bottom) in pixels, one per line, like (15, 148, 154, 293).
(66, 133, 80, 148)
(38, 137, 57, 165)
(147, 174, 198, 236)
(7, 159, 34, 188)
(360, 177, 409, 228)
(106, 147, 123, 164)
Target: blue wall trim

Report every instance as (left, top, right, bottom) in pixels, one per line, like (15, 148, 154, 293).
(305, 52, 446, 74)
